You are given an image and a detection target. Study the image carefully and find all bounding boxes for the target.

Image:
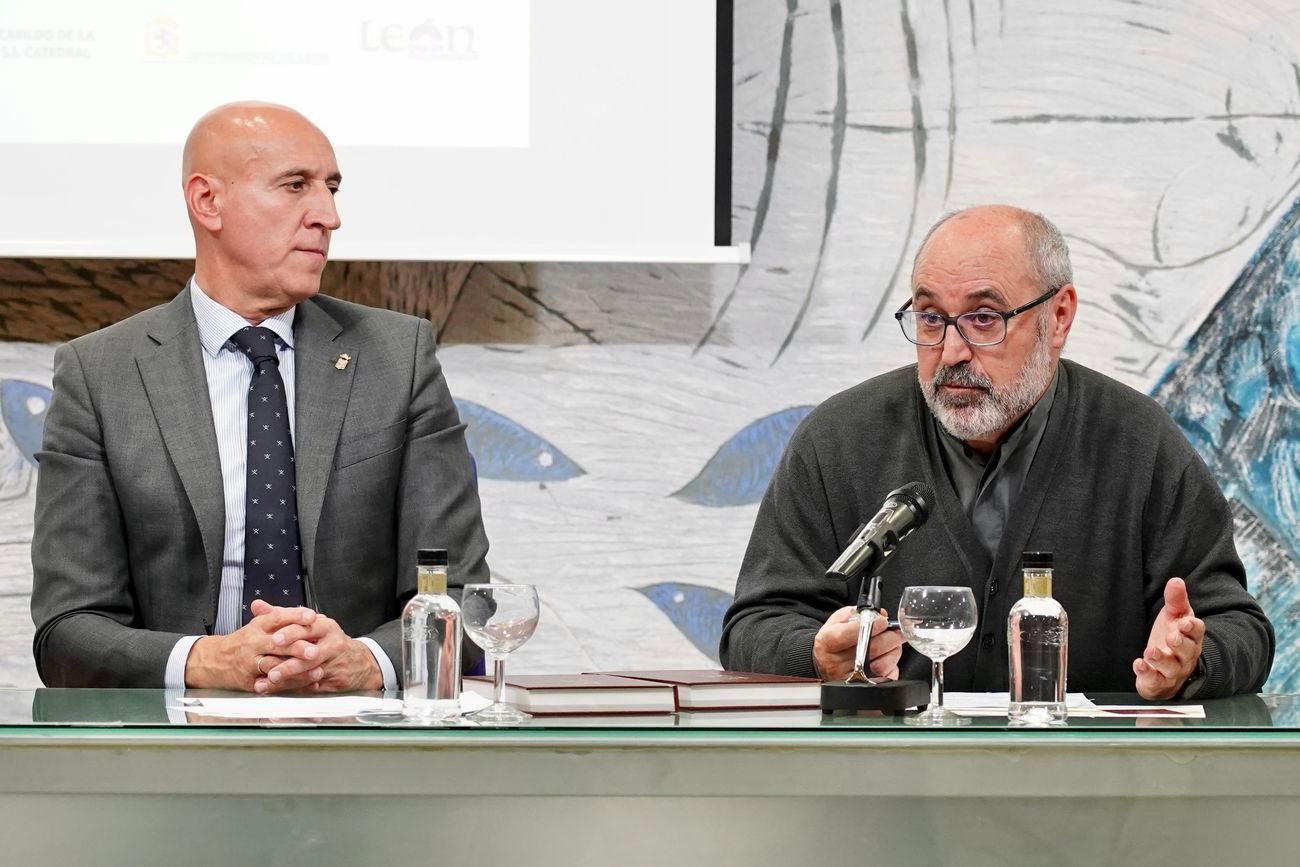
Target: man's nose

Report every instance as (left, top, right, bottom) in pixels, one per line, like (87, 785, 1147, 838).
(307, 188, 342, 231)
(939, 321, 973, 367)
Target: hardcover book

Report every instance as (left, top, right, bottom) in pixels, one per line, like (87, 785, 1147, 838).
(593, 670, 822, 711)
(462, 674, 677, 715)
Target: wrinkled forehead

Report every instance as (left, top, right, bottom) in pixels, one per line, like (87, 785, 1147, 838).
(911, 219, 1035, 300)
(241, 121, 338, 172)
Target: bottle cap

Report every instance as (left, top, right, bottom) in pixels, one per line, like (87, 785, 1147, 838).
(1020, 551, 1053, 569)
(417, 548, 449, 566)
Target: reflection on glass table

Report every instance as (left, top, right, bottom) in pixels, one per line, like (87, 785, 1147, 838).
(4, 689, 1288, 731)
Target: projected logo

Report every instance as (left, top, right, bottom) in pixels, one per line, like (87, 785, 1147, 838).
(360, 20, 478, 61)
(143, 17, 178, 59)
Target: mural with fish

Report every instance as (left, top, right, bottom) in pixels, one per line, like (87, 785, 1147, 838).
(0, 1, 1297, 690)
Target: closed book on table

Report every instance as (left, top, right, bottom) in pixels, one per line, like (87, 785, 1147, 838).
(592, 670, 822, 711)
(462, 674, 676, 715)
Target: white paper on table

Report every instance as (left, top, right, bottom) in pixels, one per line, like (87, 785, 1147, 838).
(942, 692, 1203, 719)
(943, 692, 1097, 715)
(169, 692, 491, 719)
(1071, 704, 1205, 719)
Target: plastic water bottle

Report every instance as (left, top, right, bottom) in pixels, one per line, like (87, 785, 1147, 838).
(401, 548, 462, 720)
(1008, 551, 1068, 726)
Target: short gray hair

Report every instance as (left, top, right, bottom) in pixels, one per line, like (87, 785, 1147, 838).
(914, 206, 1073, 293)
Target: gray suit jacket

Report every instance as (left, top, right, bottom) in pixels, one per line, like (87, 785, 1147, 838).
(30, 287, 490, 687)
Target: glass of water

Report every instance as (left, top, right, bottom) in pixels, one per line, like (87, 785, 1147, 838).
(461, 583, 540, 725)
(898, 585, 978, 727)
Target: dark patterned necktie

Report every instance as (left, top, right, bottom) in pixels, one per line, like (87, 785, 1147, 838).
(230, 326, 304, 623)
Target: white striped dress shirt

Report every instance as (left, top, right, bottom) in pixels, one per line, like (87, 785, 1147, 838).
(164, 279, 395, 690)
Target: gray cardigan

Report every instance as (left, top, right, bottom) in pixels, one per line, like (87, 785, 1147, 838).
(720, 360, 1274, 697)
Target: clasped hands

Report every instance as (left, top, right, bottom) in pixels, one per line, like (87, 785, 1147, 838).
(186, 599, 382, 693)
(813, 576, 1204, 699)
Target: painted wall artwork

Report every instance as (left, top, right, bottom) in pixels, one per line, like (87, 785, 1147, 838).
(0, 1, 1297, 691)
(1154, 196, 1300, 690)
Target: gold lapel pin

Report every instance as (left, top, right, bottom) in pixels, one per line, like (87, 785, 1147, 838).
(335, 353, 352, 371)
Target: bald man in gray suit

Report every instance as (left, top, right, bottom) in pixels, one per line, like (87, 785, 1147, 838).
(31, 102, 490, 692)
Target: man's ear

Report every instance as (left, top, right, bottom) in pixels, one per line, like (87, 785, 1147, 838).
(184, 173, 223, 232)
(1051, 283, 1078, 349)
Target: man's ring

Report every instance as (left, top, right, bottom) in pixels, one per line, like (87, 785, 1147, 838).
(256, 655, 268, 676)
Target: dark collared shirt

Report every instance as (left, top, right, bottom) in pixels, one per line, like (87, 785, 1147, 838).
(934, 370, 1060, 559)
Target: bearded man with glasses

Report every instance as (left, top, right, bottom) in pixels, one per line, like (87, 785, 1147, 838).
(721, 205, 1274, 700)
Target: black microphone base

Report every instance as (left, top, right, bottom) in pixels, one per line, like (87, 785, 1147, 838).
(820, 679, 931, 715)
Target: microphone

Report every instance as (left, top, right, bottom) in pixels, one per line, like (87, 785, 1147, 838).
(825, 482, 935, 581)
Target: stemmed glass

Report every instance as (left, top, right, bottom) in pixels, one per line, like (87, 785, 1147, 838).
(897, 585, 978, 727)
(461, 583, 540, 725)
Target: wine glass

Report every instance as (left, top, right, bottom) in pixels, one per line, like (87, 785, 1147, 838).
(461, 583, 540, 725)
(897, 585, 978, 727)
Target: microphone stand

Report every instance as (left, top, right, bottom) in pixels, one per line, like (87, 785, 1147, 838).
(820, 572, 931, 715)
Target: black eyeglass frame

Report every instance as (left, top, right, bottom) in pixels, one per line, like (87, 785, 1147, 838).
(893, 285, 1063, 347)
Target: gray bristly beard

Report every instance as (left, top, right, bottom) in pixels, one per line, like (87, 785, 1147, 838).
(920, 314, 1054, 443)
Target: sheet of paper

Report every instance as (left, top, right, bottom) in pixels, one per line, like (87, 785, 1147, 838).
(169, 692, 491, 719)
(1073, 704, 1205, 719)
(943, 692, 1097, 714)
(942, 693, 1203, 718)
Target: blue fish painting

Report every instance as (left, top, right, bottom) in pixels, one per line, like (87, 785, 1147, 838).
(1153, 196, 1300, 692)
(635, 582, 735, 663)
(454, 399, 585, 483)
(1, 379, 51, 466)
(672, 406, 814, 507)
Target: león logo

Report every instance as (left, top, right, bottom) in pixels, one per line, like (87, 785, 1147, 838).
(360, 20, 477, 61)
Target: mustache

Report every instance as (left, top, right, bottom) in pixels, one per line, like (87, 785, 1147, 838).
(932, 364, 993, 391)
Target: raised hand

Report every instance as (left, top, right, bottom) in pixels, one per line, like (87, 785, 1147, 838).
(1133, 577, 1205, 700)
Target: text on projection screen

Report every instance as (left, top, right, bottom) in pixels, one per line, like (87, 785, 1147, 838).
(0, 0, 721, 261)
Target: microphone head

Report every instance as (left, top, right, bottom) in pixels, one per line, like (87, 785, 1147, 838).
(825, 481, 936, 582)
(887, 481, 935, 526)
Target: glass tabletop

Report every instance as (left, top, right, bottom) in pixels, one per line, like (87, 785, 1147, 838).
(1, 688, 1295, 733)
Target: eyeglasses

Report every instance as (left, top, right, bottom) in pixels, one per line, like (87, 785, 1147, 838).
(894, 286, 1062, 347)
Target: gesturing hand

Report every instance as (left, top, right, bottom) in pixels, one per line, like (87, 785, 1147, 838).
(1133, 577, 1205, 700)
